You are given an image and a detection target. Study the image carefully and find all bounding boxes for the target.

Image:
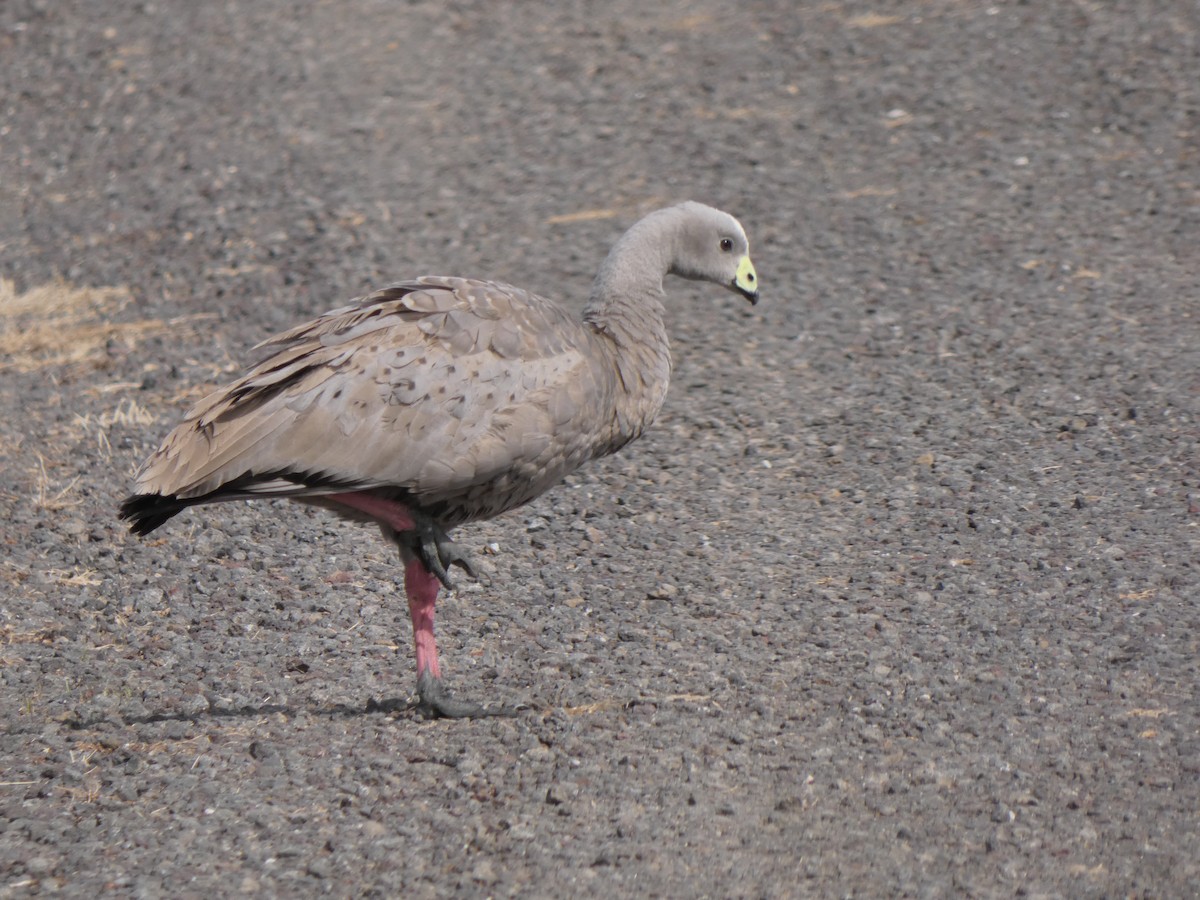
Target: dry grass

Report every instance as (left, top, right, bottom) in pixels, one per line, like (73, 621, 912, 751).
(31, 453, 86, 511)
(71, 397, 159, 462)
(0, 561, 102, 598)
(563, 692, 715, 716)
(545, 208, 620, 225)
(0, 561, 30, 587)
(0, 623, 58, 647)
(0, 277, 213, 373)
(846, 13, 904, 28)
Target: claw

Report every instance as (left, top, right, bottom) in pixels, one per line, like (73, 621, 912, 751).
(414, 521, 479, 590)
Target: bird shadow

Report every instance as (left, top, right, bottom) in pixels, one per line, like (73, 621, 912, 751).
(62, 696, 423, 731)
(62, 695, 529, 731)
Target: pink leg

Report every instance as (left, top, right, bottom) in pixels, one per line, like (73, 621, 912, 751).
(403, 555, 504, 718)
(326, 491, 416, 532)
(404, 556, 442, 680)
(328, 493, 500, 717)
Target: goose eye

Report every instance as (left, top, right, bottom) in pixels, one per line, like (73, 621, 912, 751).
(720, 238, 734, 252)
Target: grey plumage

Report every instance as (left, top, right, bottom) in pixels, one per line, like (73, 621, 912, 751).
(121, 201, 759, 717)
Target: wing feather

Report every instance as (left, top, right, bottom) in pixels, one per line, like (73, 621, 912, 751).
(133, 276, 622, 522)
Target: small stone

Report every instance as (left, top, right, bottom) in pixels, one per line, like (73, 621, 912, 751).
(306, 859, 330, 878)
(471, 859, 497, 882)
(545, 782, 580, 805)
(26, 856, 56, 876)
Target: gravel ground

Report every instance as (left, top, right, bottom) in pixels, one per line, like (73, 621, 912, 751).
(2, 0, 1198, 896)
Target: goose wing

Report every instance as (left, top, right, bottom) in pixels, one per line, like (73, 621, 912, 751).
(134, 276, 618, 519)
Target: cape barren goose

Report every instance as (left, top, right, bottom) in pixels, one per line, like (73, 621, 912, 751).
(121, 201, 759, 717)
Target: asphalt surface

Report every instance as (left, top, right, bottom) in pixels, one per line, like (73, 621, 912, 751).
(2, 0, 1198, 896)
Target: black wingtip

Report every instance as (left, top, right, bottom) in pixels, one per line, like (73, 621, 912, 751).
(119, 493, 181, 536)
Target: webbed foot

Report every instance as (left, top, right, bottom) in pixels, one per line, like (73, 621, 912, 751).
(415, 671, 519, 719)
